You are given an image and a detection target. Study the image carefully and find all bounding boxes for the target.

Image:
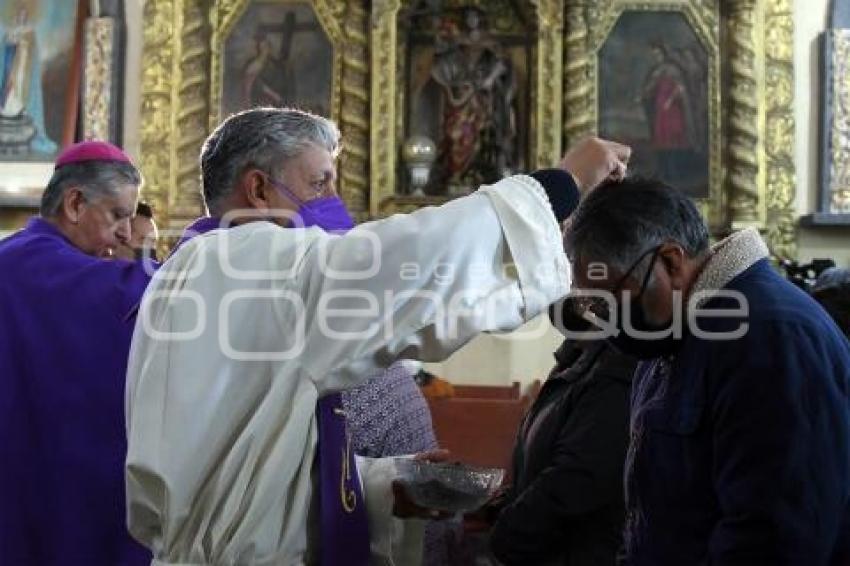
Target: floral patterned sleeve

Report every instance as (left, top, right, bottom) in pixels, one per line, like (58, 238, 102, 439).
(341, 361, 439, 458)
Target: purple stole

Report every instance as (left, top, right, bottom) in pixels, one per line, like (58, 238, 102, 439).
(176, 218, 370, 565)
(316, 393, 371, 565)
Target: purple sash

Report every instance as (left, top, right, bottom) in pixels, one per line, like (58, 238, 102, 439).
(177, 218, 371, 564)
(317, 393, 371, 565)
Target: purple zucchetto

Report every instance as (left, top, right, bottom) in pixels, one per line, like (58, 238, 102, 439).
(55, 141, 133, 169)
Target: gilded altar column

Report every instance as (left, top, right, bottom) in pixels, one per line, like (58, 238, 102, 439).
(139, 0, 178, 238)
(140, 0, 209, 245)
(763, 0, 796, 258)
(369, 0, 401, 217)
(534, 0, 564, 168)
(339, 1, 370, 219)
(726, 0, 761, 227)
(563, 0, 592, 148)
(168, 1, 209, 229)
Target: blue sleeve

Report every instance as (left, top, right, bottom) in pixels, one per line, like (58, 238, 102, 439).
(707, 320, 850, 564)
(529, 168, 580, 223)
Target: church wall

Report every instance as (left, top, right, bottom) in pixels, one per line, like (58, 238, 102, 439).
(114, 0, 844, 387)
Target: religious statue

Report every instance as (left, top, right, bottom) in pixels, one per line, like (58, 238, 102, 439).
(429, 8, 516, 194)
(0, 1, 57, 156)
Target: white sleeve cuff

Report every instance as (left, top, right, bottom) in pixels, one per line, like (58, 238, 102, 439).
(478, 174, 571, 319)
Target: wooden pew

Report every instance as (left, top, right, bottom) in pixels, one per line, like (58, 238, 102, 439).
(426, 395, 532, 470)
(452, 381, 521, 400)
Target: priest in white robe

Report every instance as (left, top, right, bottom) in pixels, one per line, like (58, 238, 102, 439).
(125, 107, 629, 565)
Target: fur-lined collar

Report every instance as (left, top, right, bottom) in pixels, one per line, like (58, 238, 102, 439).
(689, 227, 769, 304)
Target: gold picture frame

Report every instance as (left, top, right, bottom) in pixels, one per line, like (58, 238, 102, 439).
(563, 0, 797, 256)
(140, 0, 370, 235)
(583, 3, 722, 228)
(140, 0, 795, 256)
(209, 0, 343, 130)
(369, 0, 565, 217)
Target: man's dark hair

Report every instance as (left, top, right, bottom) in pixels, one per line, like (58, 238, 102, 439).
(40, 161, 142, 217)
(565, 176, 710, 272)
(135, 201, 153, 219)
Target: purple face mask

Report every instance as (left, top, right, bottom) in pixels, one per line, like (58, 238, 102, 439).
(297, 196, 355, 233)
(268, 176, 354, 233)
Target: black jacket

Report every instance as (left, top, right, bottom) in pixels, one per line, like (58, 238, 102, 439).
(488, 340, 636, 566)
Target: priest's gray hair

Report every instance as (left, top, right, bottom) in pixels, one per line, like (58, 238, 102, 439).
(200, 107, 341, 214)
(40, 161, 142, 217)
(565, 176, 709, 274)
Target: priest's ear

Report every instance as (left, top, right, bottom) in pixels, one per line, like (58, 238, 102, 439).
(61, 187, 88, 224)
(242, 168, 274, 212)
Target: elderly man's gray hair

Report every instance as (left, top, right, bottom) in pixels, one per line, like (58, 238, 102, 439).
(565, 177, 710, 273)
(40, 161, 142, 217)
(200, 107, 341, 213)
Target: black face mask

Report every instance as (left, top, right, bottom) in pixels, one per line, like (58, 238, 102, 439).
(607, 247, 681, 360)
(548, 296, 594, 335)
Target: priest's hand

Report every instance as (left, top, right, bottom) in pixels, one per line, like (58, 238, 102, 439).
(391, 449, 454, 520)
(560, 136, 631, 194)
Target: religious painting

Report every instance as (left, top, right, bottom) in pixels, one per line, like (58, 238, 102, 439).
(0, 0, 81, 162)
(598, 11, 709, 199)
(817, 28, 850, 216)
(401, 2, 533, 197)
(220, 1, 333, 119)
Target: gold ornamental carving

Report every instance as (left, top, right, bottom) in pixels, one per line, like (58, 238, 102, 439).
(82, 17, 116, 141)
(563, 1, 592, 145)
(533, 0, 565, 167)
(369, 0, 401, 217)
(140, 0, 208, 246)
(370, 0, 566, 217)
(210, 1, 368, 219)
(169, 1, 209, 228)
(140, 0, 180, 241)
(726, 0, 761, 227)
(762, 0, 796, 258)
(209, 0, 346, 129)
(338, 2, 370, 219)
(140, 0, 796, 252)
(143, 1, 372, 237)
(564, 0, 724, 231)
(562, 0, 795, 251)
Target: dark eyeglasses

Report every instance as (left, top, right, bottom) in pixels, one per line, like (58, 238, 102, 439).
(581, 246, 663, 321)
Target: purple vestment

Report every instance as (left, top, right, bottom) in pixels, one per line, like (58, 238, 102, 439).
(0, 218, 152, 565)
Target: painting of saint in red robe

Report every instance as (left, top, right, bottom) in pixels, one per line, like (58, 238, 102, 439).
(642, 43, 693, 150)
(598, 11, 709, 199)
